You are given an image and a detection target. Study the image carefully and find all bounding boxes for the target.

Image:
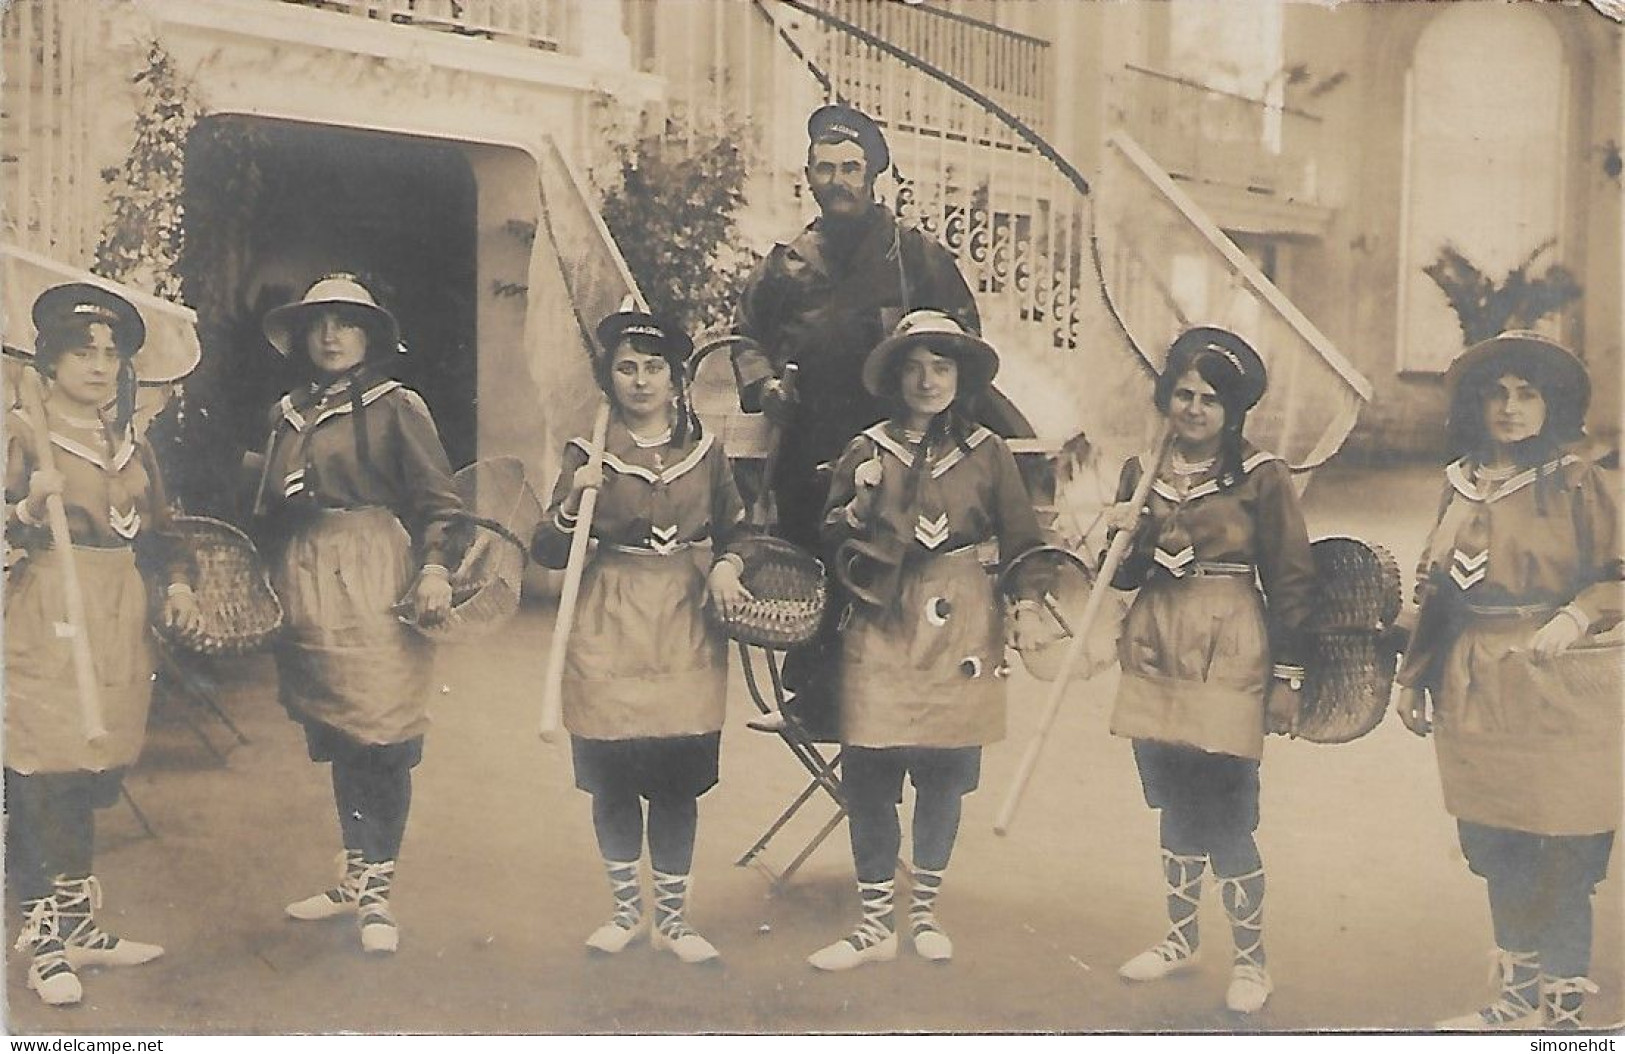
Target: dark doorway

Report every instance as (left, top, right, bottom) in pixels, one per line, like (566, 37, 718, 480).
(168, 117, 478, 518)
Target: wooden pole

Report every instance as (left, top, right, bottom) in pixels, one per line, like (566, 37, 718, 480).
(994, 423, 1172, 836)
(17, 366, 108, 744)
(538, 399, 611, 741)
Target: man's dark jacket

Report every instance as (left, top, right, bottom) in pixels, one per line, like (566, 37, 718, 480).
(732, 204, 1002, 548)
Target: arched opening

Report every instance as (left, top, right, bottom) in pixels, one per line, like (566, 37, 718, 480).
(169, 117, 480, 516)
(1397, 5, 1568, 373)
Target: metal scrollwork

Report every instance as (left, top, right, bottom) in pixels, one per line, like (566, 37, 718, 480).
(943, 206, 967, 252)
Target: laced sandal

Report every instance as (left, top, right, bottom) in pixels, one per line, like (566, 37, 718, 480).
(1219, 868, 1272, 1014)
(1436, 949, 1543, 1030)
(1541, 975, 1599, 1032)
(585, 859, 646, 954)
(355, 859, 398, 955)
(809, 879, 898, 971)
(909, 867, 953, 962)
(649, 869, 719, 964)
(1119, 851, 1205, 982)
(54, 874, 164, 967)
(16, 897, 82, 1007)
(286, 850, 365, 921)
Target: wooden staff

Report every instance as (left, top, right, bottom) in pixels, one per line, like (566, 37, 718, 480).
(994, 423, 1173, 836)
(749, 362, 797, 530)
(539, 399, 611, 741)
(16, 365, 108, 744)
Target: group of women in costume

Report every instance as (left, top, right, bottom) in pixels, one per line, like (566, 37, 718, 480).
(6, 276, 1618, 1032)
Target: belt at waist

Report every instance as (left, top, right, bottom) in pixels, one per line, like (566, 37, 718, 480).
(1156, 561, 1255, 579)
(917, 543, 979, 561)
(1464, 601, 1557, 619)
(26, 539, 133, 552)
(308, 504, 389, 516)
(292, 505, 402, 536)
(27, 543, 137, 560)
(601, 539, 713, 557)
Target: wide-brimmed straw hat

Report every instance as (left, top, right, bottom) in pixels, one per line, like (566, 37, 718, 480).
(1162, 326, 1268, 412)
(862, 309, 998, 398)
(262, 274, 401, 357)
(1444, 330, 1590, 414)
(32, 283, 145, 356)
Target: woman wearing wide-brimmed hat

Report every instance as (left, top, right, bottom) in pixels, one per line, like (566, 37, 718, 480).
(253, 274, 461, 955)
(1395, 331, 1620, 1030)
(531, 310, 751, 965)
(806, 309, 1041, 971)
(5, 284, 202, 1006)
(1103, 327, 1315, 1015)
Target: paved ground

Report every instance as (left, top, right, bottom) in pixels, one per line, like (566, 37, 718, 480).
(5, 462, 1621, 1035)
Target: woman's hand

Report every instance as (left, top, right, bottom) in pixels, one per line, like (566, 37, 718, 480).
(414, 567, 454, 626)
(1264, 673, 1302, 737)
(707, 559, 754, 619)
(847, 456, 884, 522)
(759, 376, 796, 427)
(1530, 610, 1585, 663)
(23, 469, 65, 521)
(1102, 500, 1144, 535)
(162, 588, 203, 636)
(1394, 684, 1431, 737)
(564, 463, 605, 517)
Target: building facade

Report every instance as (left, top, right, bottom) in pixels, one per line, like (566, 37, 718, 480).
(5, 0, 1619, 490)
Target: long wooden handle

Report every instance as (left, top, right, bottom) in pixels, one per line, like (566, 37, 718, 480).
(17, 368, 109, 744)
(994, 423, 1173, 836)
(748, 363, 797, 530)
(539, 399, 612, 741)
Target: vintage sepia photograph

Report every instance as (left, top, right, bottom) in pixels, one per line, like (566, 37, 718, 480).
(1, 0, 1621, 1038)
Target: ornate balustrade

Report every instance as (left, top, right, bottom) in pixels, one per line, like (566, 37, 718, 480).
(278, 0, 564, 51)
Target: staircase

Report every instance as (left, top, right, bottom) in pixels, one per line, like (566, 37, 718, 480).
(798, 0, 1371, 458)
(651, 0, 1369, 496)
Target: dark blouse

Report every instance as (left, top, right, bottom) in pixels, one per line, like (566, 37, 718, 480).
(532, 422, 745, 569)
(820, 421, 1042, 569)
(253, 374, 461, 565)
(5, 407, 188, 585)
(1112, 443, 1316, 665)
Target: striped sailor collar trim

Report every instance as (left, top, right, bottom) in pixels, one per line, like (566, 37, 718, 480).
(1446, 454, 1579, 504)
(862, 423, 992, 479)
(568, 432, 714, 485)
(47, 420, 138, 473)
(278, 379, 402, 433)
(1146, 449, 1280, 503)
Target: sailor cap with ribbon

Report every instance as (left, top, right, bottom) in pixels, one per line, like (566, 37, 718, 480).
(807, 104, 890, 173)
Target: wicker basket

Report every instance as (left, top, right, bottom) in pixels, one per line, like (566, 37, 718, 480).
(158, 515, 284, 657)
(711, 534, 826, 649)
(397, 458, 542, 645)
(1295, 537, 1403, 744)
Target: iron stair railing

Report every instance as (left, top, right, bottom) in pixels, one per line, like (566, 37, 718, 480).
(758, 0, 1369, 480)
(760, 0, 1156, 472)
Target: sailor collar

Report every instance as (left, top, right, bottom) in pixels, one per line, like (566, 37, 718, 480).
(277, 379, 402, 433)
(1445, 454, 1580, 504)
(569, 432, 714, 486)
(21, 408, 139, 473)
(862, 422, 991, 479)
(1146, 449, 1280, 504)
